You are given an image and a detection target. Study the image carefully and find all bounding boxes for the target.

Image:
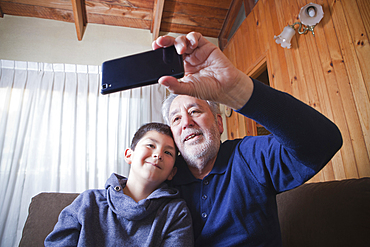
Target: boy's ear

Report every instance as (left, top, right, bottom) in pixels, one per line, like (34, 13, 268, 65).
(124, 148, 133, 164)
(167, 167, 177, 181)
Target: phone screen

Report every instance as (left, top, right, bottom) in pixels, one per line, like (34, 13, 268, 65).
(101, 46, 184, 94)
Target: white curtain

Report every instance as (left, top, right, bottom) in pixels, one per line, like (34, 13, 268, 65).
(0, 60, 166, 247)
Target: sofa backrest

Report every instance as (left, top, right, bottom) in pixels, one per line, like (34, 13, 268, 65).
(277, 177, 370, 247)
(19, 178, 370, 246)
(19, 192, 79, 247)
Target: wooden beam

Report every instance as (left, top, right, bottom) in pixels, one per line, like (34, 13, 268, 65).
(243, 0, 255, 15)
(152, 0, 165, 41)
(218, 0, 256, 50)
(218, 0, 243, 50)
(71, 0, 87, 41)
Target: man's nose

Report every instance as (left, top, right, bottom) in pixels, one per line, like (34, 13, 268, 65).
(182, 114, 194, 129)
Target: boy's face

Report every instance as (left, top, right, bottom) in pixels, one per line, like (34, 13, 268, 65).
(124, 130, 177, 185)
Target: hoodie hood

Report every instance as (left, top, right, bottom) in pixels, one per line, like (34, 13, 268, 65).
(105, 173, 179, 220)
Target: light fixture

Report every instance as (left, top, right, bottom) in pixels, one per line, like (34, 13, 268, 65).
(274, 3, 324, 49)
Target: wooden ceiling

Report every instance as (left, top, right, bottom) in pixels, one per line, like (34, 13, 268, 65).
(0, 0, 243, 42)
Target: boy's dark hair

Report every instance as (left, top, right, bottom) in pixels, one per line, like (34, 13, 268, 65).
(131, 122, 176, 152)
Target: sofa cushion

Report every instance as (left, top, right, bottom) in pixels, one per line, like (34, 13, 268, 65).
(277, 177, 370, 247)
(19, 192, 79, 247)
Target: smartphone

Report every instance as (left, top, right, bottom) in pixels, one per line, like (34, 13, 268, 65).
(101, 46, 184, 94)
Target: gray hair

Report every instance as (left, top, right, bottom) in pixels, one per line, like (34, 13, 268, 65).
(162, 94, 221, 125)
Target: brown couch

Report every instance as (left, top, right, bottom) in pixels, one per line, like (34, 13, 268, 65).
(19, 178, 370, 246)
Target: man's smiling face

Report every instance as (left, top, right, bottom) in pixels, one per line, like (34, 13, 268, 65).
(168, 95, 223, 169)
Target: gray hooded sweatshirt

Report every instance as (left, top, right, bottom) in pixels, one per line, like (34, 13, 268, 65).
(45, 173, 194, 246)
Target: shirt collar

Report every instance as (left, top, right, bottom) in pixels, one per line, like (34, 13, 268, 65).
(171, 140, 239, 185)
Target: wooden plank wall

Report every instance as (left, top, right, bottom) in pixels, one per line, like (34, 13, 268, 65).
(223, 0, 370, 182)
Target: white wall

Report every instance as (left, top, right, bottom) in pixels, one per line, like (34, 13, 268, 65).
(0, 15, 152, 65)
(0, 15, 218, 65)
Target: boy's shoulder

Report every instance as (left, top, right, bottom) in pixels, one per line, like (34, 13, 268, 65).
(71, 189, 106, 207)
(153, 184, 189, 212)
(150, 182, 179, 199)
(80, 188, 106, 197)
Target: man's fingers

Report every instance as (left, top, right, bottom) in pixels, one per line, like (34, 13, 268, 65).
(158, 76, 194, 96)
(151, 40, 161, 50)
(153, 32, 206, 57)
(173, 36, 189, 55)
(175, 32, 202, 55)
(152, 35, 175, 50)
(186, 32, 201, 49)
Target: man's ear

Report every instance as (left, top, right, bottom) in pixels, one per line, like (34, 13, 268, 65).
(217, 114, 224, 135)
(124, 148, 133, 165)
(167, 167, 177, 181)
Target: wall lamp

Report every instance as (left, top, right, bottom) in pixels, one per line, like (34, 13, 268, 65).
(274, 3, 324, 49)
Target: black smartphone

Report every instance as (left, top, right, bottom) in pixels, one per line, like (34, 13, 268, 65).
(101, 45, 184, 94)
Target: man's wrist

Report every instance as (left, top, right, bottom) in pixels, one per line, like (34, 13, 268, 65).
(226, 73, 254, 110)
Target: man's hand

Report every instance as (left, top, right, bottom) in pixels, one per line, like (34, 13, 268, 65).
(152, 32, 254, 110)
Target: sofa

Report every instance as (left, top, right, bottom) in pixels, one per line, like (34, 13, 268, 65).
(19, 178, 370, 246)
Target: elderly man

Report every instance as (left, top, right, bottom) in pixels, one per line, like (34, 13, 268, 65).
(153, 32, 342, 246)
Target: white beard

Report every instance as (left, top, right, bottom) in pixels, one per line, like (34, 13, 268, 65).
(180, 123, 220, 170)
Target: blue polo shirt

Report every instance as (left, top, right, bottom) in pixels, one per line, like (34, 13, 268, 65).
(170, 79, 342, 246)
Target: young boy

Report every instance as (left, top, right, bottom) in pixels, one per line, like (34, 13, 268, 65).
(45, 123, 194, 246)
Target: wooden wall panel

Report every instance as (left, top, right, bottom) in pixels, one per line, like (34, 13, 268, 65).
(223, 0, 370, 182)
(334, 0, 370, 178)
